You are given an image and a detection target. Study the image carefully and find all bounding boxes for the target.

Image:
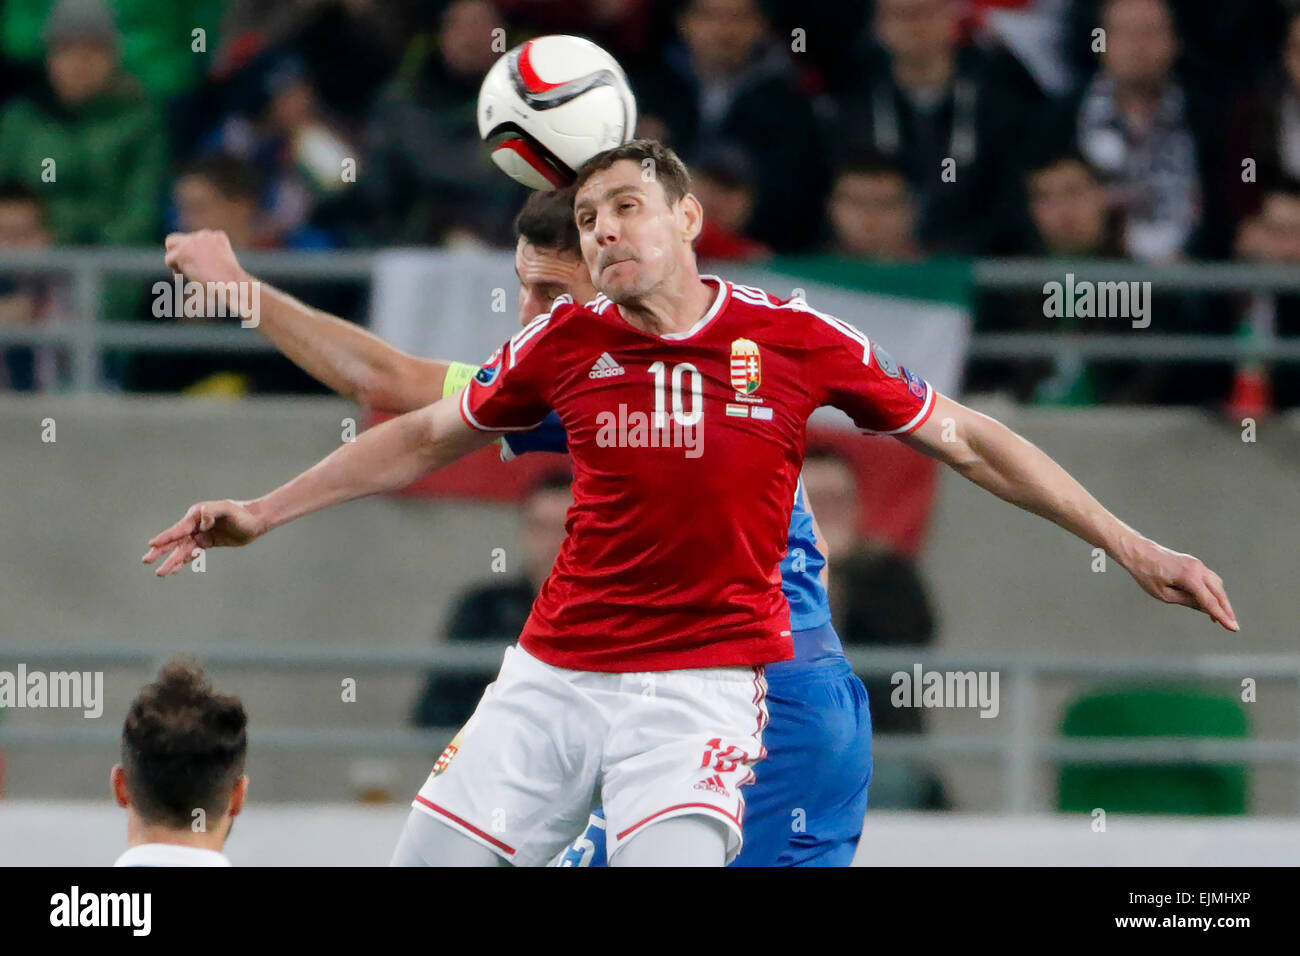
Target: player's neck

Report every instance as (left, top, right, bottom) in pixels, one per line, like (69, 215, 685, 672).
(126, 813, 228, 852)
(616, 274, 715, 338)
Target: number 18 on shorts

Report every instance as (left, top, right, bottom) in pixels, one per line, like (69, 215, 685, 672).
(410, 645, 770, 866)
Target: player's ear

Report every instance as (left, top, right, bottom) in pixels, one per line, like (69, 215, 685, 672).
(679, 193, 704, 245)
(228, 775, 250, 818)
(110, 764, 130, 808)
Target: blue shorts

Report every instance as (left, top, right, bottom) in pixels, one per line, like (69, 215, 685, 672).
(554, 623, 872, 867)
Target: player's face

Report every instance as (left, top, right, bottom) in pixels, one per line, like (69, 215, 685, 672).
(515, 239, 595, 325)
(574, 160, 692, 305)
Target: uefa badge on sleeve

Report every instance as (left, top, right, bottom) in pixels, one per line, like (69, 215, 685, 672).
(730, 338, 762, 395)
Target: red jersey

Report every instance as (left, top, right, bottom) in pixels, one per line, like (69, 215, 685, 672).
(459, 276, 935, 672)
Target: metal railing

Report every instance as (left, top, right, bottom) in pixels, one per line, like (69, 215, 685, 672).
(3, 250, 1300, 393)
(2, 643, 1296, 814)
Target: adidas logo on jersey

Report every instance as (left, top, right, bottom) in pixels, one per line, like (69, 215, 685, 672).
(588, 352, 625, 379)
(693, 774, 729, 796)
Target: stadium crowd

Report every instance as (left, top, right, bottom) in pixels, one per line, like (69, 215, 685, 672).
(0, 0, 1297, 406)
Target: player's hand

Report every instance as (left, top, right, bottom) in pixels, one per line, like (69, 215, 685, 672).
(141, 500, 266, 577)
(1120, 538, 1238, 632)
(163, 230, 246, 287)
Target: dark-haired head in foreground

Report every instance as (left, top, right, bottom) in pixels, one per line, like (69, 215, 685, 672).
(112, 657, 248, 857)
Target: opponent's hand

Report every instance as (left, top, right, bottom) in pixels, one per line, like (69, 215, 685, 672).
(163, 229, 246, 287)
(1120, 538, 1238, 632)
(142, 500, 266, 577)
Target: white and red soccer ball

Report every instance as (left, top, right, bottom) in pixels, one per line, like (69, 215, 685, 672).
(477, 35, 638, 190)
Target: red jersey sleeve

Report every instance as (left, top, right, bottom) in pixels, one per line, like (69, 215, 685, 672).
(459, 299, 569, 432)
(803, 306, 936, 434)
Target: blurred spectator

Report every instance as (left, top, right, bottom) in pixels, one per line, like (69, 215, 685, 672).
(1236, 181, 1300, 268)
(412, 471, 573, 728)
(0, 0, 166, 247)
(1056, 0, 1226, 260)
(173, 155, 264, 249)
(357, 0, 528, 247)
(1234, 178, 1300, 410)
(801, 448, 948, 809)
(1230, 9, 1300, 228)
(691, 146, 771, 262)
(2, 0, 225, 102)
(494, 0, 664, 68)
(802, 450, 937, 650)
(631, 0, 831, 252)
(1064, 0, 1286, 99)
(125, 155, 342, 396)
(212, 0, 408, 120)
(969, 147, 1231, 404)
(825, 152, 924, 261)
(968, 150, 1118, 402)
(832, 0, 1042, 254)
(197, 53, 356, 247)
(1022, 148, 1119, 257)
(0, 183, 69, 391)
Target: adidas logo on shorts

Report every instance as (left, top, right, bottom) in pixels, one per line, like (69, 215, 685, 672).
(588, 352, 625, 379)
(693, 774, 729, 796)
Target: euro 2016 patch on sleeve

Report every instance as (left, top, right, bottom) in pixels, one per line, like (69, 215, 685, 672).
(474, 348, 503, 386)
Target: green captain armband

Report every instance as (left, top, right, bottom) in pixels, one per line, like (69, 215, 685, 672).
(443, 361, 479, 398)
(444, 359, 504, 449)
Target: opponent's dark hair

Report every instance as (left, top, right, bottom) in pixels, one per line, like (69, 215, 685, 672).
(513, 187, 580, 255)
(120, 657, 247, 828)
(573, 139, 693, 207)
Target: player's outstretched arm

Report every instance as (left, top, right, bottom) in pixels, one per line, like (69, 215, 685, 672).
(141, 394, 493, 577)
(164, 230, 449, 412)
(899, 393, 1238, 632)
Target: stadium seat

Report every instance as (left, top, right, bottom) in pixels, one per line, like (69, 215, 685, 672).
(1057, 684, 1250, 815)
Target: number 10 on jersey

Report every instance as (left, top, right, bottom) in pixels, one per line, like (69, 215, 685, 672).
(648, 361, 702, 429)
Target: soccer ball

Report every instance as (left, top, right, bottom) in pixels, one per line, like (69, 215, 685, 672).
(478, 35, 637, 191)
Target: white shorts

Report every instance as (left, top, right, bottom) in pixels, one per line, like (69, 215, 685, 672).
(410, 644, 769, 866)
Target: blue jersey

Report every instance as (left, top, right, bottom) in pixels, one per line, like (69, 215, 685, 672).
(502, 412, 832, 634)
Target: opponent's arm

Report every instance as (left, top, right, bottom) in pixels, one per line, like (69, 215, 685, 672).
(899, 393, 1238, 631)
(142, 394, 494, 576)
(164, 229, 449, 412)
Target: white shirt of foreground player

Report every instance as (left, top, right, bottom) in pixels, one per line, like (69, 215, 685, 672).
(114, 844, 232, 867)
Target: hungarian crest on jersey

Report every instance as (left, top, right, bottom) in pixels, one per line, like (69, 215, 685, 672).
(432, 731, 464, 776)
(729, 338, 762, 394)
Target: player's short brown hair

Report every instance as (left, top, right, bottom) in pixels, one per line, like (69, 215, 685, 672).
(513, 187, 580, 255)
(573, 139, 693, 208)
(120, 657, 247, 828)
